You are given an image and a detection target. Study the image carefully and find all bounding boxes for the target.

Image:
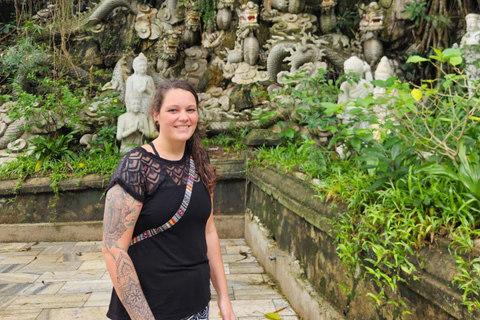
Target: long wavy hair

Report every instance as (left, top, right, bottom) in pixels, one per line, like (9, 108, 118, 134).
(150, 80, 217, 195)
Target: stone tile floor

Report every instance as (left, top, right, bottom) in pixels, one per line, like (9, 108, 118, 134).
(0, 239, 298, 320)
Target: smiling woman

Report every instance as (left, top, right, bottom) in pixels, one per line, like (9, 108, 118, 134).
(102, 80, 236, 320)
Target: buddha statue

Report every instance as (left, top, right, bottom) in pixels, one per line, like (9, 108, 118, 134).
(336, 56, 373, 158)
(125, 53, 156, 115)
(460, 14, 480, 97)
(338, 56, 373, 127)
(116, 96, 153, 153)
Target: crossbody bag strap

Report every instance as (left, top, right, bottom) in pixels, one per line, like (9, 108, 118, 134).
(131, 155, 195, 245)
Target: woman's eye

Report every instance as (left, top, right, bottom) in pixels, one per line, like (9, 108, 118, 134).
(188, 109, 196, 112)
(168, 109, 176, 113)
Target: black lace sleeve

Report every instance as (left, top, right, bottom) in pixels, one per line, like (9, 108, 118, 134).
(106, 148, 147, 202)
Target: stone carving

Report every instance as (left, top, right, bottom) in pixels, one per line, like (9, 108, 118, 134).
(7, 139, 28, 152)
(125, 53, 155, 115)
(157, 0, 183, 25)
(155, 28, 182, 76)
(269, 13, 317, 39)
(271, 0, 304, 14)
(135, 4, 160, 40)
(359, 2, 385, 66)
(338, 56, 373, 129)
(0, 103, 25, 150)
(266, 30, 327, 83)
(336, 56, 373, 158)
(237, 2, 260, 66)
(116, 96, 154, 153)
(370, 56, 397, 141)
(231, 63, 269, 85)
(80, 133, 98, 150)
(217, 0, 234, 30)
(183, 0, 201, 47)
(373, 56, 395, 124)
(460, 13, 480, 97)
(319, 0, 336, 34)
(181, 46, 208, 87)
(102, 55, 129, 101)
(202, 30, 226, 49)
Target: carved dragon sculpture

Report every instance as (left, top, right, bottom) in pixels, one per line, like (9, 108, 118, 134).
(319, 0, 336, 34)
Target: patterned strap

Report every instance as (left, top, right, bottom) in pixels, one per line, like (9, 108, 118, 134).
(131, 155, 195, 245)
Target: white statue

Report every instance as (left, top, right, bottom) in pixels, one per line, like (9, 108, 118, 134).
(336, 56, 373, 158)
(460, 14, 480, 97)
(338, 56, 373, 128)
(372, 56, 396, 140)
(373, 56, 395, 123)
(116, 96, 153, 153)
(125, 53, 156, 115)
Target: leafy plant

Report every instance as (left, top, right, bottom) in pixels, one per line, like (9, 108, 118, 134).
(8, 77, 83, 132)
(30, 131, 79, 172)
(250, 47, 480, 315)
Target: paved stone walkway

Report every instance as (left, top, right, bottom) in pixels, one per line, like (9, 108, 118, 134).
(0, 239, 298, 320)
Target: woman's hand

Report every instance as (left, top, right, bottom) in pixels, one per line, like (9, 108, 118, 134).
(218, 298, 236, 320)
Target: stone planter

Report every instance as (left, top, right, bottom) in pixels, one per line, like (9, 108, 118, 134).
(246, 166, 480, 320)
(0, 158, 246, 241)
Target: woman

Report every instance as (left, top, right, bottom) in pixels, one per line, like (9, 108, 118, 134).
(102, 80, 236, 320)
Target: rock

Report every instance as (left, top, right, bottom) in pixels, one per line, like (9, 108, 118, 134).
(474, 238, 480, 249)
(242, 129, 281, 147)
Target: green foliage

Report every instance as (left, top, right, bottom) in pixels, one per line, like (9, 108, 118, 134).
(403, 1, 427, 27)
(202, 128, 249, 154)
(30, 131, 79, 172)
(0, 37, 50, 88)
(0, 21, 16, 34)
(254, 135, 329, 179)
(196, 0, 216, 29)
(276, 68, 342, 131)
(0, 141, 123, 194)
(8, 77, 83, 132)
(251, 49, 480, 315)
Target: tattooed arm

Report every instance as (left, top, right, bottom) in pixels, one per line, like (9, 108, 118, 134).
(102, 184, 155, 320)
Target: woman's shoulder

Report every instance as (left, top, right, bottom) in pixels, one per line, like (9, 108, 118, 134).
(119, 146, 158, 164)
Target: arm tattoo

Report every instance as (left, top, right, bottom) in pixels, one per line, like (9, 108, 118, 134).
(103, 185, 154, 319)
(103, 185, 141, 249)
(115, 250, 154, 319)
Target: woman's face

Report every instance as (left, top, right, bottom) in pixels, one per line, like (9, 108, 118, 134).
(153, 89, 198, 144)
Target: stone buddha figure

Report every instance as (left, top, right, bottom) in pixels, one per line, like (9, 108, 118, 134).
(116, 96, 152, 153)
(460, 14, 480, 97)
(336, 56, 373, 158)
(125, 53, 156, 115)
(338, 56, 373, 127)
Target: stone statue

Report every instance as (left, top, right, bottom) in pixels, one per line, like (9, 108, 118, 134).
(125, 53, 155, 115)
(337, 56, 373, 158)
(116, 96, 153, 154)
(372, 56, 396, 140)
(359, 2, 385, 66)
(373, 56, 395, 124)
(460, 13, 480, 97)
(461, 13, 480, 46)
(338, 56, 373, 123)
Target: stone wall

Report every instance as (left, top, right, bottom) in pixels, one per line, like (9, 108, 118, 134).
(246, 166, 480, 320)
(0, 158, 246, 241)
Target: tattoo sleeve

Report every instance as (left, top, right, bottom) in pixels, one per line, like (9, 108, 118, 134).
(102, 185, 155, 320)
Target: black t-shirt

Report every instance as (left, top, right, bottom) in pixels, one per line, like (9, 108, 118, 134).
(105, 147, 211, 320)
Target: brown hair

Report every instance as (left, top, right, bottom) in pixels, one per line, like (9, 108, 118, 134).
(150, 80, 217, 195)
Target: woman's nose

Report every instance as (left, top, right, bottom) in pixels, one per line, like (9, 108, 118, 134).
(178, 110, 189, 120)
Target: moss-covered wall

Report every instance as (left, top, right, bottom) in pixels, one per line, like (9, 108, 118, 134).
(0, 159, 246, 224)
(247, 166, 478, 320)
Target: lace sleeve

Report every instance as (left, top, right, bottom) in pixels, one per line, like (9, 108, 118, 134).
(107, 149, 146, 202)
